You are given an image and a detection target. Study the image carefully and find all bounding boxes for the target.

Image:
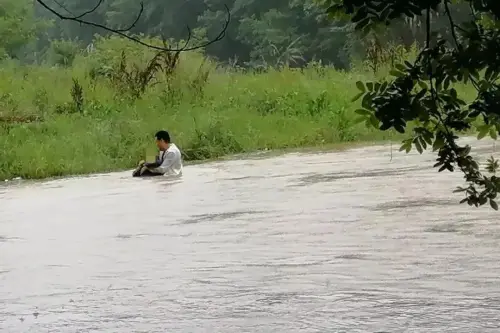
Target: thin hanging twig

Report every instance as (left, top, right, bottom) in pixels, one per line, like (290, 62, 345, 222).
(36, 0, 230, 52)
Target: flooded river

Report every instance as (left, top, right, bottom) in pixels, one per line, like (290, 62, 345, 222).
(1, 138, 499, 332)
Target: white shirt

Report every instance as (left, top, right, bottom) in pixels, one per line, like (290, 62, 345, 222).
(149, 143, 183, 176)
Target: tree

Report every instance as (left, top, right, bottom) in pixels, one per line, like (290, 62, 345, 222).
(0, 0, 50, 58)
(35, 0, 230, 52)
(33, 0, 353, 68)
(319, 0, 500, 210)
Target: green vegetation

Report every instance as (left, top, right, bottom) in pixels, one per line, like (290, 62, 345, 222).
(0, 36, 411, 180)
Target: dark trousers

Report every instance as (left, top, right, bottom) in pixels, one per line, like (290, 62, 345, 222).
(132, 165, 163, 177)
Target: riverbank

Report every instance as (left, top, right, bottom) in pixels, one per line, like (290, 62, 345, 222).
(0, 141, 397, 186)
(0, 104, 397, 181)
(0, 37, 478, 180)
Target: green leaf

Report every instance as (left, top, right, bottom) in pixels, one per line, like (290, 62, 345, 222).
(463, 69, 469, 84)
(419, 136, 427, 150)
(351, 92, 364, 102)
(361, 93, 373, 109)
(490, 128, 498, 140)
(394, 124, 405, 133)
(435, 80, 442, 92)
(414, 88, 427, 101)
(389, 69, 404, 77)
(417, 80, 428, 90)
(471, 69, 480, 80)
(422, 131, 434, 145)
(355, 81, 366, 92)
(414, 139, 423, 154)
(477, 124, 490, 140)
(395, 63, 406, 71)
(400, 140, 412, 153)
(366, 82, 374, 91)
(450, 88, 457, 99)
(380, 122, 392, 131)
(490, 199, 498, 210)
(355, 108, 371, 116)
(369, 114, 379, 128)
(404, 61, 413, 69)
(485, 67, 493, 81)
(444, 76, 450, 90)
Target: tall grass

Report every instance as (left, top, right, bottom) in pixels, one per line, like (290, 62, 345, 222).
(0, 36, 476, 180)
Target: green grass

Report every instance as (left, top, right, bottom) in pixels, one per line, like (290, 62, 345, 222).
(0, 37, 478, 180)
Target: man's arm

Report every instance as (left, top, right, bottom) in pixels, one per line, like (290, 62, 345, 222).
(143, 153, 164, 168)
(143, 161, 161, 168)
(147, 151, 176, 174)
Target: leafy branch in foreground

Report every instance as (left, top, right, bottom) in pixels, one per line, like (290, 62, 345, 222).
(36, 0, 230, 52)
(323, 0, 500, 209)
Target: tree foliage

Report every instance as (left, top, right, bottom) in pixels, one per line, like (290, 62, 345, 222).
(35, 0, 229, 52)
(2, 0, 477, 70)
(26, 0, 444, 68)
(0, 0, 51, 59)
(34, 0, 350, 67)
(322, 0, 500, 209)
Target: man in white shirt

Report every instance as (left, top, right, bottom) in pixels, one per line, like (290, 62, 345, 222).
(132, 130, 183, 177)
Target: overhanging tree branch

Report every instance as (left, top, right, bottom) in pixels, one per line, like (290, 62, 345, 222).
(36, 0, 230, 52)
(324, 0, 500, 209)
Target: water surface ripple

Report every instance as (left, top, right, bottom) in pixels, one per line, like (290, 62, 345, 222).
(1, 138, 499, 332)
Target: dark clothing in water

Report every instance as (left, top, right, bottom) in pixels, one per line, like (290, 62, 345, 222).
(132, 168, 163, 177)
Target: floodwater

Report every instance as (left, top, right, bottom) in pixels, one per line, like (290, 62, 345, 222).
(0, 138, 499, 332)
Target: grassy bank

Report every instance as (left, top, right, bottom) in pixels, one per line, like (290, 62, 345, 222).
(0, 37, 477, 180)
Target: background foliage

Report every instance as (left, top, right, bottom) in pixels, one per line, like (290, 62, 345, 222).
(1, 0, 473, 68)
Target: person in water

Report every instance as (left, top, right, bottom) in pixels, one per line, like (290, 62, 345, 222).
(132, 130, 183, 177)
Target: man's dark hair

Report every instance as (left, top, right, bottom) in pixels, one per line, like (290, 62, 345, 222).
(155, 130, 170, 142)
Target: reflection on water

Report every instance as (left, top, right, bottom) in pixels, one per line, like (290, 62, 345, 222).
(1, 138, 499, 332)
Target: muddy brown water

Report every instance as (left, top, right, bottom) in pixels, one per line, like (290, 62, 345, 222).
(1, 138, 499, 332)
